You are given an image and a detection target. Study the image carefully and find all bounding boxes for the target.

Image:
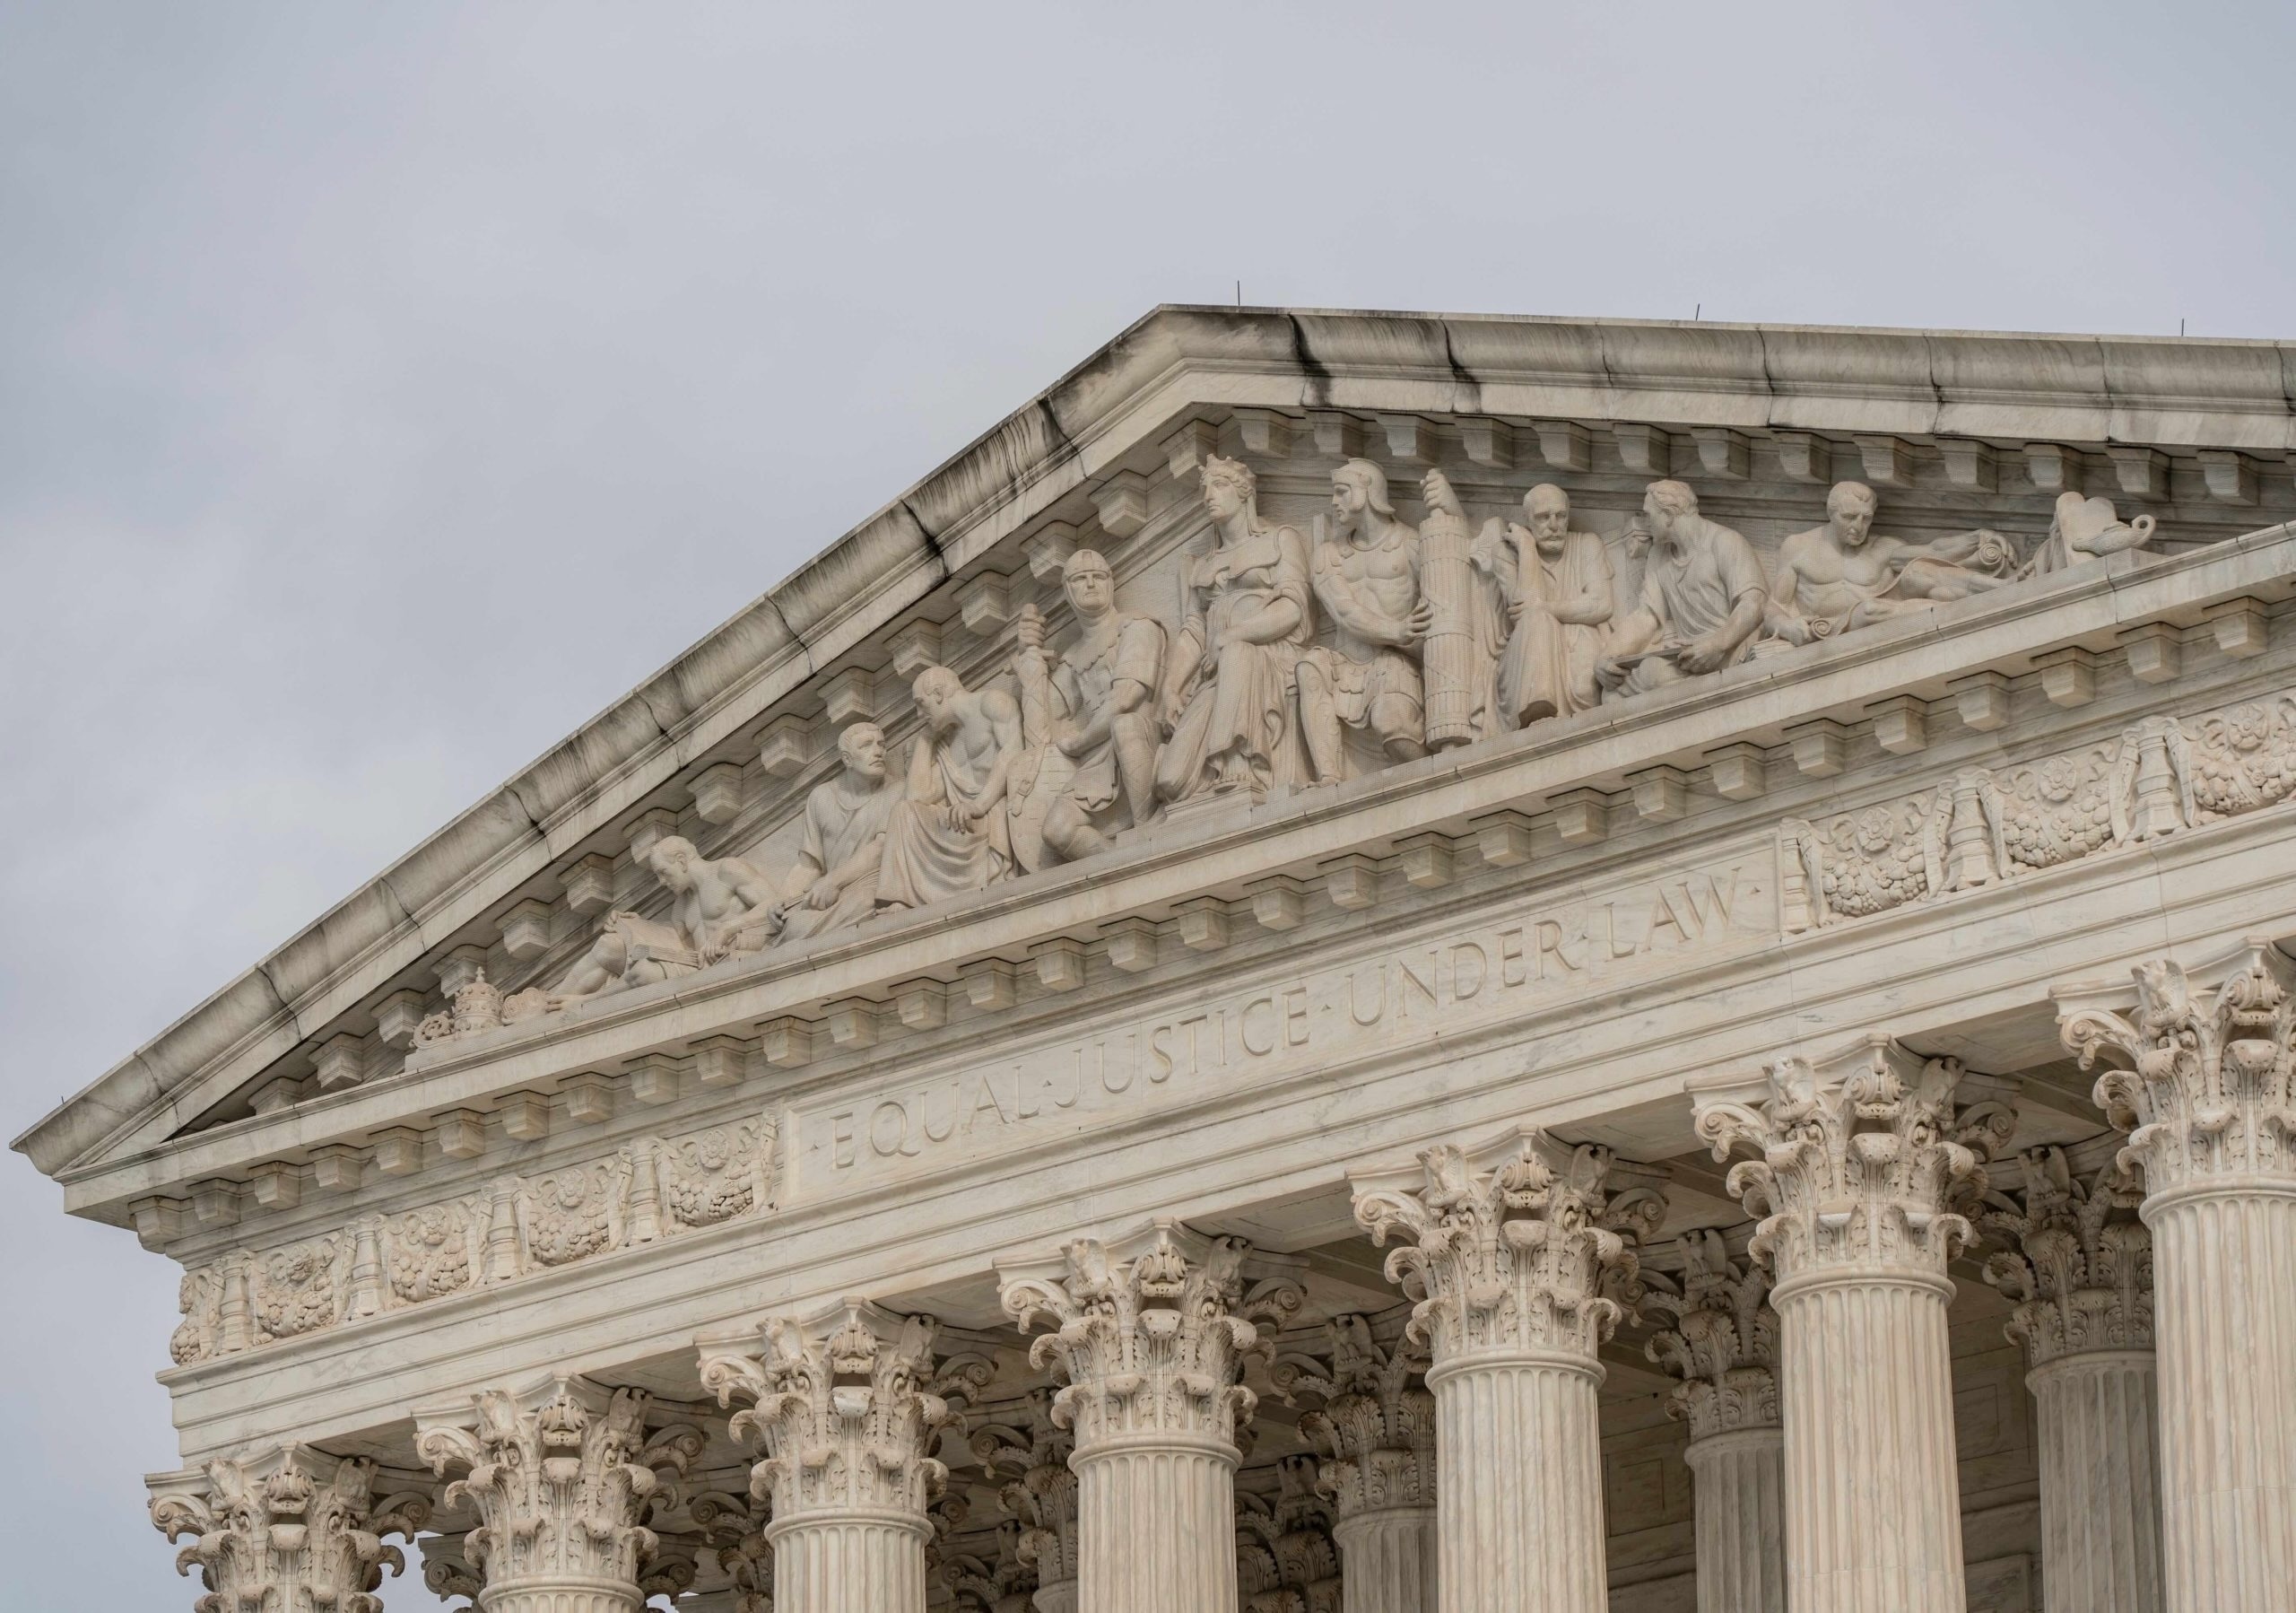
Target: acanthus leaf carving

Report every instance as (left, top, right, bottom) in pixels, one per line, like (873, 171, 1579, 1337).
(1638, 1227, 1780, 1439)
(970, 1387, 1080, 1592)
(1268, 1313, 1435, 1519)
(1978, 1144, 2153, 1368)
(1235, 1455, 1344, 1613)
(148, 1445, 430, 1613)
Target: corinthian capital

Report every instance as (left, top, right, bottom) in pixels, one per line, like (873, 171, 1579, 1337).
(1349, 1127, 1667, 1364)
(2058, 941, 2296, 1193)
(970, 1388, 1079, 1590)
(149, 1445, 430, 1613)
(413, 1376, 702, 1595)
(1639, 1228, 1779, 1439)
(1979, 1145, 2152, 1369)
(1269, 1313, 1435, 1517)
(1692, 1038, 2016, 1285)
(697, 1298, 990, 1522)
(996, 1219, 1306, 1450)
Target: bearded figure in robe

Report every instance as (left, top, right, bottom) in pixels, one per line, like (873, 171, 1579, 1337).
(1470, 482, 1618, 727)
(877, 665, 1022, 909)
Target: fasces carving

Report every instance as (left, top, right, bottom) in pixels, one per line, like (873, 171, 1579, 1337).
(1236, 1458, 1344, 1613)
(414, 1378, 703, 1613)
(1471, 482, 1615, 727)
(170, 1110, 778, 1364)
(1156, 454, 1315, 806)
(1299, 460, 1431, 781)
(1271, 1314, 1436, 1519)
(970, 1389, 1080, 1602)
(1760, 480, 2015, 649)
(1009, 549, 1166, 867)
(1596, 481, 1768, 700)
(1351, 1129, 1665, 1361)
(1781, 689, 2296, 932)
(879, 666, 1023, 908)
(149, 1446, 429, 1613)
(1640, 1227, 1780, 1440)
(1979, 1147, 2153, 1369)
(699, 1301, 991, 1613)
(771, 721, 902, 944)
(2064, 943, 2296, 1193)
(1692, 1041, 2013, 1283)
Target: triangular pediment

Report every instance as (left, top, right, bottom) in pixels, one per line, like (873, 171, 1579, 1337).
(22, 305, 2296, 1211)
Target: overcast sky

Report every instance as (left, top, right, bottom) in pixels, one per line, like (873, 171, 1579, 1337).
(4, 3, 2290, 1604)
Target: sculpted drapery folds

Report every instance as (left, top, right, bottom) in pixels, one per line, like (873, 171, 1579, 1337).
(1297, 458, 1431, 783)
(1761, 480, 2016, 648)
(996, 1221, 1306, 1449)
(149, 1447, 430, 1613)
(697, 1301, 993, 1526)
(772, 720, 903, 944)
(1690, 1040, 2016, 1283)
(1469, 481, 1616, 728)
(2061, 944, 2296, 1194)
(1155, 454, 1315, 806)
(1350, 1130, 1667, 1364)
(1979, 1146, 2153, 1368)
(1270, 1314, 1436, 1518)
(413, 1377, 704, 1609)
(878, 666, 1024, 909)
(1639, 1227, 1780, 1440)
(1596, 479, 1768, 702)
(1009, 547, 1167, 868)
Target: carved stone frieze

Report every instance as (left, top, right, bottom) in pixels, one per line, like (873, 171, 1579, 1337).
(1349, 1128, 1666, 1364)
(413, 1377, 703, 1607)
(1781, 690, 2296, 932)
(1692, 1040, 2015, 1283)
(2062, 941, 2296, 1192)
(171, 1108, 778, 1364)
(1269, 1314, 1436, 1519)
(1639, 1227, 1781, 1439)
(149, 1445, 430, 1613)
(1978, 1145, 2153, 1369)
(996, 1220, 1305, 1452)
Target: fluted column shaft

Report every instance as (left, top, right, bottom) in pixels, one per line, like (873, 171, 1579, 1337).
(1332, 1505, 1439, 1613)
(1074, 1431, 1239, 1613)
(1429, 1350, 1608, 1613)
(2024, 1351, 2163, 1613)
(1683, 1426, 1786, 1613)
(1774, 1268, 1965, 1613)
(2149, 1183, 2296, 1613)
(767, 1510, 929, 1613)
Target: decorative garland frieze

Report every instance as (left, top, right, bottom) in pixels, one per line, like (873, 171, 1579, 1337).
(1781, 688, 2296, 932)
(170, 1108, 778, 1365)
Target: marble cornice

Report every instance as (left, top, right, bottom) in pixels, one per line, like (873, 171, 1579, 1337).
(58, 527, 2296, 1224)
(23, 308, 2296, 1186)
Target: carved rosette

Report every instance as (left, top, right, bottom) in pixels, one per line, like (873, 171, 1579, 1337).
(1236, 1457, 1344, 1613)
(1349, 1129, 1666, 1366)
(1639, 1227, 1781, 1440)
(1270, 1314, 1436, 1519)
(149, 1446, 430, 1613)
(413, 1376, 702, 1608)
(698, 1299, 990, 1526)
(971, 1388, 1081, 1591)
(996, 1221, 1305, 1453)
(2062, 943, 2296, 1196)
(1692, 1039, 2015, 1286)
(1979, 1146, 2153, 1369)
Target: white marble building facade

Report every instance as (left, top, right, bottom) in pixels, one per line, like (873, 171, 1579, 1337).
(23, 307, 2296, 1613)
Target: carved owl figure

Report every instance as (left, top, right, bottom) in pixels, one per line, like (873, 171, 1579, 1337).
(2188, 699, 2296, 817)
(1998, 749, 2112, 870)
(1819, 801, 1929, 917)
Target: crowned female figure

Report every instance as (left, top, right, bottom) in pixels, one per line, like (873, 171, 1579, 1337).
(1153, 454, 1314, 805)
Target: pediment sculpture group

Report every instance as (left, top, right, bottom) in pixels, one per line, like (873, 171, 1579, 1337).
(430, 452, 2160, 1038)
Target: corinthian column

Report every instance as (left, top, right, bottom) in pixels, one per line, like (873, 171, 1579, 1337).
(972, 1389, 1083, 1613)
(1979, 1145, 2161, 1613)
(699, 1299, 993, 1613)
(1351, 1127, 1668, 1613)
(996, 1219, 1307, 1613)
(2059, 944, 2296, 1613)
(1272, 1313, 1439, 1613)
(1640, 1228, 1785, 1613)
(414, 1376, 704, 1613)
(1693, 1038, 2015, 1613)
(148, 1445, 430, 1613)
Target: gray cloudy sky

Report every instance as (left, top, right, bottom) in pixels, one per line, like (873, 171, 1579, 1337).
(4, 3, 2289, 1604)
